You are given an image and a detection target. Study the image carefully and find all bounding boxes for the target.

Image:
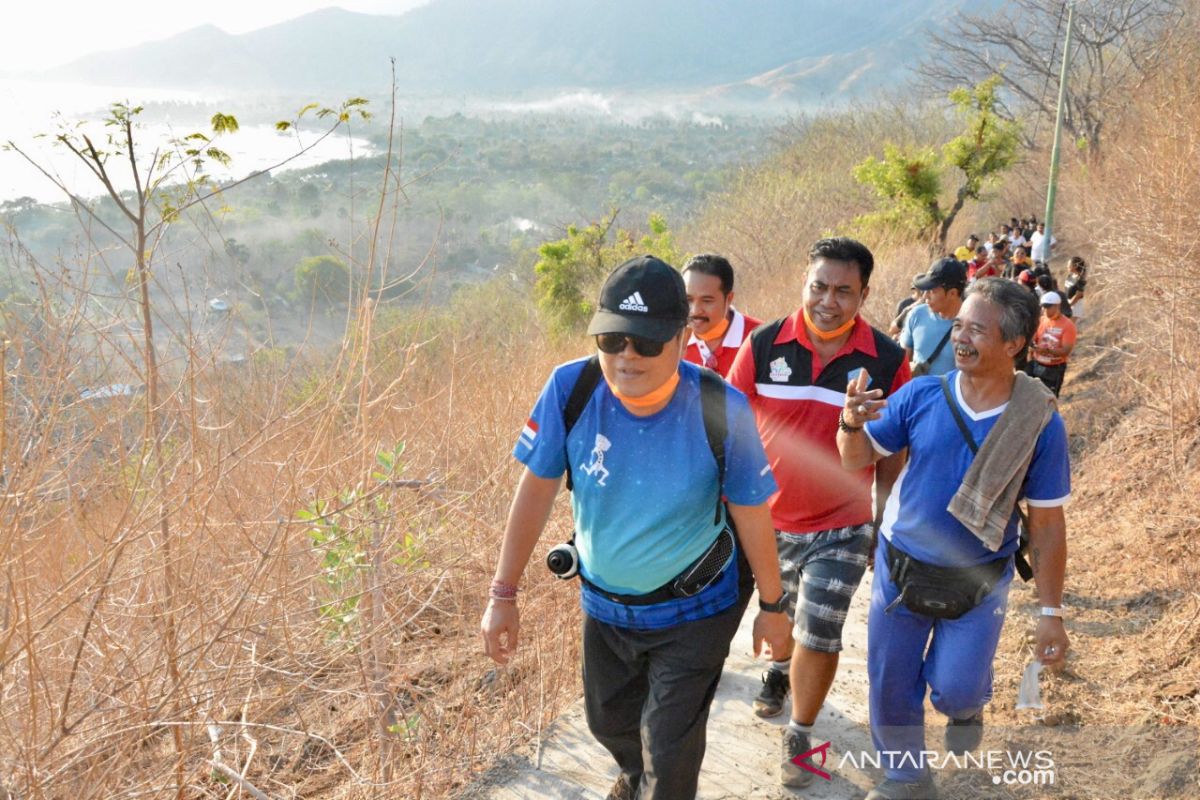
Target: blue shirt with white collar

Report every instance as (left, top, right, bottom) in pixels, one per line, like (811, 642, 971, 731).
(865, 371, 1070, 567)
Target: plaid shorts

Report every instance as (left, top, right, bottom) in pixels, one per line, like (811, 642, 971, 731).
(777, 523, 872, 653)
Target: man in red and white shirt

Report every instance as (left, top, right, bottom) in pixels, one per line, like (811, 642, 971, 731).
(682, 254, 762, 378)
(728, 237, 910, 788)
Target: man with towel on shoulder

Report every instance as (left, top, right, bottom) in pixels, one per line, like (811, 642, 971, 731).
(835, 278, 1071, 800)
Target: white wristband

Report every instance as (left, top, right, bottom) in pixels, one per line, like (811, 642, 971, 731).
(1040, 606, 1065, 618)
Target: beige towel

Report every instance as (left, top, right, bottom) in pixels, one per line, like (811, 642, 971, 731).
(948, 372, 1057, 550)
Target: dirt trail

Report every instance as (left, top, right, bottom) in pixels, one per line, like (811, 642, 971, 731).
(466, 587, 876, 799)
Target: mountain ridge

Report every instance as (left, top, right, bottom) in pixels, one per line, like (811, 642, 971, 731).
(43, 0, 992, 102)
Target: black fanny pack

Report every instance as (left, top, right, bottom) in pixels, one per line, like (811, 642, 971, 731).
(581, 526, 736, 606)
(885, 539, 1008, 620)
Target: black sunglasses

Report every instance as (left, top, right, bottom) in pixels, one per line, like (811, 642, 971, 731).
(595, 332, 669, 357)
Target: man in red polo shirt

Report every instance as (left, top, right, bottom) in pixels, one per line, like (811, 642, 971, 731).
(728, 237, 910, 788)
(682, 254, 762, 378)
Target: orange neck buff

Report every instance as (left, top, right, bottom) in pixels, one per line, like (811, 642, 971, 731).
(702, 315, 731, 344)
(803, 309, 857, 342)
(607, 370, 681, 410)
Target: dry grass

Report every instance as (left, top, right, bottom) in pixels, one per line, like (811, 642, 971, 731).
(0, 198, 590, 798)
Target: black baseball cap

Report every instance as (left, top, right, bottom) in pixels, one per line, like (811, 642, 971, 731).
(914, 257, 968, 291)
(586, 255, 688, 342)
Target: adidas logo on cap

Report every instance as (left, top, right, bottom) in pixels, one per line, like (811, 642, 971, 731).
(618, 292, 649, 313)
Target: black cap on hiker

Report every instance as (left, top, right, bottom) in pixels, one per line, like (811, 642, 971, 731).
(587, 255, 688, 342)
(914, 257, 968, 292)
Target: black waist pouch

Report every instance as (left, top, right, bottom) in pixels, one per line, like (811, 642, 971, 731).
(885, 539, 1008, 620)
(582, 526, 737, 606)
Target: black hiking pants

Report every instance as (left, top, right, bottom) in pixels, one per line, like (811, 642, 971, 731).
(582, 591, 749, 799)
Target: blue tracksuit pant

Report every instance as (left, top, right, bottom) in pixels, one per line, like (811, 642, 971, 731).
(868, 536, 1013, 782)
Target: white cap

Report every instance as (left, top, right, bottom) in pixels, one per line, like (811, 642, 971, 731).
(1040, 291, 1063, 305)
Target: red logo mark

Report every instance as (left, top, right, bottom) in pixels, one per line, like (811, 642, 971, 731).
(791, 740, 833, 780)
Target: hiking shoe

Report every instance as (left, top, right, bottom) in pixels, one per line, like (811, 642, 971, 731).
(944, 711, 984, 755)
(864, 776, 939, 799)
(605, 773, 637, 800)
(753, 668, 789, 718)
(781, 728, 815, 788)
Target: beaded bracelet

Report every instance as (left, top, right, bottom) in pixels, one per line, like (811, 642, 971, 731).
(838, 411, 863, 434)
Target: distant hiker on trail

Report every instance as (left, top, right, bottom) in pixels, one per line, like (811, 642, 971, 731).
(727, 237, 910, 788)
(953, 234, 979, 263)
(902, 257, 966, 377)
(1064, 256, 1088, 322)
(889, 276, 923, 340)
(682, 253, 762, 377)
(967, 245, 992, 282)
(1011, 244, 1034, 275)
(837, 277, 1071, 800)
(480, 255, 790, 800)
(1026, 291, 1077, 397)
(992, 239, 1015, 280)
(1029, 221, 1056, 267)
(1008, 219, 1027, 250)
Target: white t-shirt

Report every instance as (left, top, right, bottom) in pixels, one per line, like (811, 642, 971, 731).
(1029, 231, 1056, 262)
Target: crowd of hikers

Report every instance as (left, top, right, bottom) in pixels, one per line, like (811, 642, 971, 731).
(897, 217, 1086, 397)
(481, 222, 1080, 799)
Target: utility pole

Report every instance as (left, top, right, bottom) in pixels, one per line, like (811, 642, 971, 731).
(1043, 0, 1075, 251)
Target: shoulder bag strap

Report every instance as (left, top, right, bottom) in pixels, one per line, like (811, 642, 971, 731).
(938, 376, 1034, 582)
(926, 324, 954, 367)
(939, 375, 977, 454)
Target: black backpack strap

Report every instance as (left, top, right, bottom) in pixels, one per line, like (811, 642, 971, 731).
(938, 376, 1034, 582)
(562, 356, 603, 492)
(698, 366, 727, 524)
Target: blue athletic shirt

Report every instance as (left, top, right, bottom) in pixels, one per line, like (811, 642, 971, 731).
(865, 371, 1071, 568)
(514, 358, 777, 595)
(901, 303, 956, 376)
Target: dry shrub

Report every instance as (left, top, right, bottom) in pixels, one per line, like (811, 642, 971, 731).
(0, 223, 587, 798)
(1069, 3, 1200, 443)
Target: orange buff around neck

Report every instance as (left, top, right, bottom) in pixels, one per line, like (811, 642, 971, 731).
(703, 315, 731, 343)
(803, 309, 857, 342)
(606, 370, 681, 409)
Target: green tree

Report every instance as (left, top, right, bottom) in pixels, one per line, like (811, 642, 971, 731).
(533, 211, 682, 338)
(853, 76, 1021, 253)
(295, 254, 352, 305)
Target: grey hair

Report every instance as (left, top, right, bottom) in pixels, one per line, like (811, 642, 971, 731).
(965, 277, 1039, 347)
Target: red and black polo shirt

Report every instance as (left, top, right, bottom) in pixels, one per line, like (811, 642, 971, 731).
(727, 311, 910, 534)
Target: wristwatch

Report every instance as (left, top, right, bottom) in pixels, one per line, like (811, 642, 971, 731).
(1040, 606, 1065, 618)
(759, 591, 791, 614)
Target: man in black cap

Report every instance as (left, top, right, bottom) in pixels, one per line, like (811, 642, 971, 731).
(481, 255, 791, 800)
(900, 257, 968, 377)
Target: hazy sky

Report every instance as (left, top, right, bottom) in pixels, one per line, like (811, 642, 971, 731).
(1, 1, 428, 73)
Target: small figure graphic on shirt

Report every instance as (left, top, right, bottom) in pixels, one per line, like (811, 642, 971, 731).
(580, 433, 612, 486)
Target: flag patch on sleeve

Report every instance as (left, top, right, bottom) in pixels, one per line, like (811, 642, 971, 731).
(519, 419, 539, 449)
